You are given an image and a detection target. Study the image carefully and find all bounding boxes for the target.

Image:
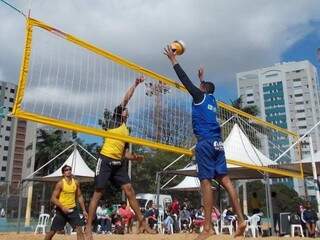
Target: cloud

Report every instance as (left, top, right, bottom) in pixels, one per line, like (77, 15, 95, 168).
(1, 0, 319, 89)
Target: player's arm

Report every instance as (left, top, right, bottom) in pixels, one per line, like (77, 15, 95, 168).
(51, 181, 69, 214)
(76, 180, 88, 219)
(163, 45, 204, 103)
(198, 67, 204, 82)
(124, 149, 144, 162)
(120, 76, 145, 108)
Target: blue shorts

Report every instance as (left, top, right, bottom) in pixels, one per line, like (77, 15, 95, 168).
(195, 138, 227, 181)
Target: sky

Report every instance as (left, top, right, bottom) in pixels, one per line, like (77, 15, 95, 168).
(0, 0, 320, 144)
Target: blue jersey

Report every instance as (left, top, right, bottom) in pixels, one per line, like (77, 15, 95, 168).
(192, 94, 221, 140)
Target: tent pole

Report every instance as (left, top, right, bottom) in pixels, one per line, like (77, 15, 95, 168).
(309, 135, 320, 212)
(17, 180, 24, 234)
(156, 172, 161, 210)
(266, 173, 274, 236)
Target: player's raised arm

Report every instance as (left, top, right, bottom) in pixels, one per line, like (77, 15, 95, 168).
(163, 45, 204, 103)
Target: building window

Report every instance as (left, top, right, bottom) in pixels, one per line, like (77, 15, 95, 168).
(294, 94, 303, 97)
(4, 136, 9, 141)
(1, 167, 6, 172)
(10, 89, 15, 93)
(247, 101, 254, 104)
(4, 146, 8, 151)
(9, 98, 14, 103)
(3, 156, 7, 161)
(0, 177, 5, 181)
(298, 126, 307, 129)
(8, 107, 12, 112)
(297, 109, 305, 113)
(297, 118, 306, 121)
(293, 78, 301, 82)
(5, 126, 10, 131)
(296, 102, 304, 105)
(7, 116, 11, 121)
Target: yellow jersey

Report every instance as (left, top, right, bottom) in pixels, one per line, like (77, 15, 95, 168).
(59, 178, 77, 209)
(100, 123, 129, 160)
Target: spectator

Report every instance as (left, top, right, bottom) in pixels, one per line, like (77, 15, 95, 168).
(163, 206, 174, 234)
(171, 198, 180, 215)
(271, 191, 281, 235)
(194, 205, 205, 230)
(118, 201, 134, 233)
(302, 201, 318, 237)
(211, 206, 220, 222)
(96, 204, 111, 234)
(180, 206, 191, 230)
(144, 201, 158, 230)
(223, 206, 236, 223)
(182, 197, 191, 210)
(250, 192, 261, 214)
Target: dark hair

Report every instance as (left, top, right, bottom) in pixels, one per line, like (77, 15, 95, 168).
(120, 201, 127, 205)
(61, 165, 71, 173)
(112, 105, 127, 127)
(201, 81, 215, 94)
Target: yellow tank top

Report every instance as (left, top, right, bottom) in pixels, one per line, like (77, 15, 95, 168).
(100, 123, 129, 160)
(59, 178, 77, 209)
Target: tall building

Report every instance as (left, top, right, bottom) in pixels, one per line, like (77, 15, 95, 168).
(0, 81, 36, 191)
(237, 60, 320, 196)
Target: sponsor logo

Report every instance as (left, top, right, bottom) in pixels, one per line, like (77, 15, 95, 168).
(96, 158, 102, 175)
(213, 141, 224, 151)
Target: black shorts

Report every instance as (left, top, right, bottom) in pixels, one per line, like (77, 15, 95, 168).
(51, 208, 82, 231)
(94, 155, 131, 189)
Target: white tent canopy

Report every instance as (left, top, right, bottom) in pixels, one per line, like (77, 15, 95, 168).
(224, 123, 275, 167)
(42, 147, 95, 183)
(166, 176, 217, 191)
(165, 124, 284, 180)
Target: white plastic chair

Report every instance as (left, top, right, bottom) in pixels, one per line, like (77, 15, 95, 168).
(220, 217, 234, 235)
(212, 219, 220, 235)
(288, 215, 304, 237)
(179, 217, 192, 232)
(246, 214, 260, 238)
(34, 213, 50, 234)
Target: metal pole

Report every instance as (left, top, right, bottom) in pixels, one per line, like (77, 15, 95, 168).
(266, 174, 275, 236)
(156, 172, 161, 209)
(17, 181, 24, 233)
(242, 180, 248, 215)
(309, 136, 320, 213)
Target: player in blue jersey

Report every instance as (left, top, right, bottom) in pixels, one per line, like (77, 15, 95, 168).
(164, 46, 246, 239)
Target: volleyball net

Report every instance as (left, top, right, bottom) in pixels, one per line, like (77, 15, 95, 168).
(12, 18, 303, 178)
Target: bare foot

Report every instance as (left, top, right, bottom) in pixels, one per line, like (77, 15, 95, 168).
(234, 221, 246, 238)
(137, 220, 156, 234)
(84, 226, 93, 240)
(194, 229, 215, 240)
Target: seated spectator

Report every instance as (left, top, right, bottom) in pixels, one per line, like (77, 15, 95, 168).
(112, 212, 125, 234)
(211, 206, 220, 222)
(118, 201, 134, 233)
(96, 204, 112, 234)
(163, 206, 174, 234)
(180, 206, 191, 230)
(193, 206, 205, 229)
(144, 201, 159, 230)
(223, 206, 236, 223)
(302, 201, 318, 237)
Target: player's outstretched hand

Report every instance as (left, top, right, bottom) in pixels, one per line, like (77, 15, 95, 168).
(132, 153, 144, 162)
(135, 76, 145, 86)
(198, 66, 204, 82)
(163, 45, 177, 65)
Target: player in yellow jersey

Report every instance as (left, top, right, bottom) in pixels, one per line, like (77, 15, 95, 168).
(45, 165, 87, 240)
(84, 76, 154, 240)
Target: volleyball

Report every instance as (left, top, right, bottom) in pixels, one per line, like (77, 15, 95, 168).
(170, 40, 186, 55)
